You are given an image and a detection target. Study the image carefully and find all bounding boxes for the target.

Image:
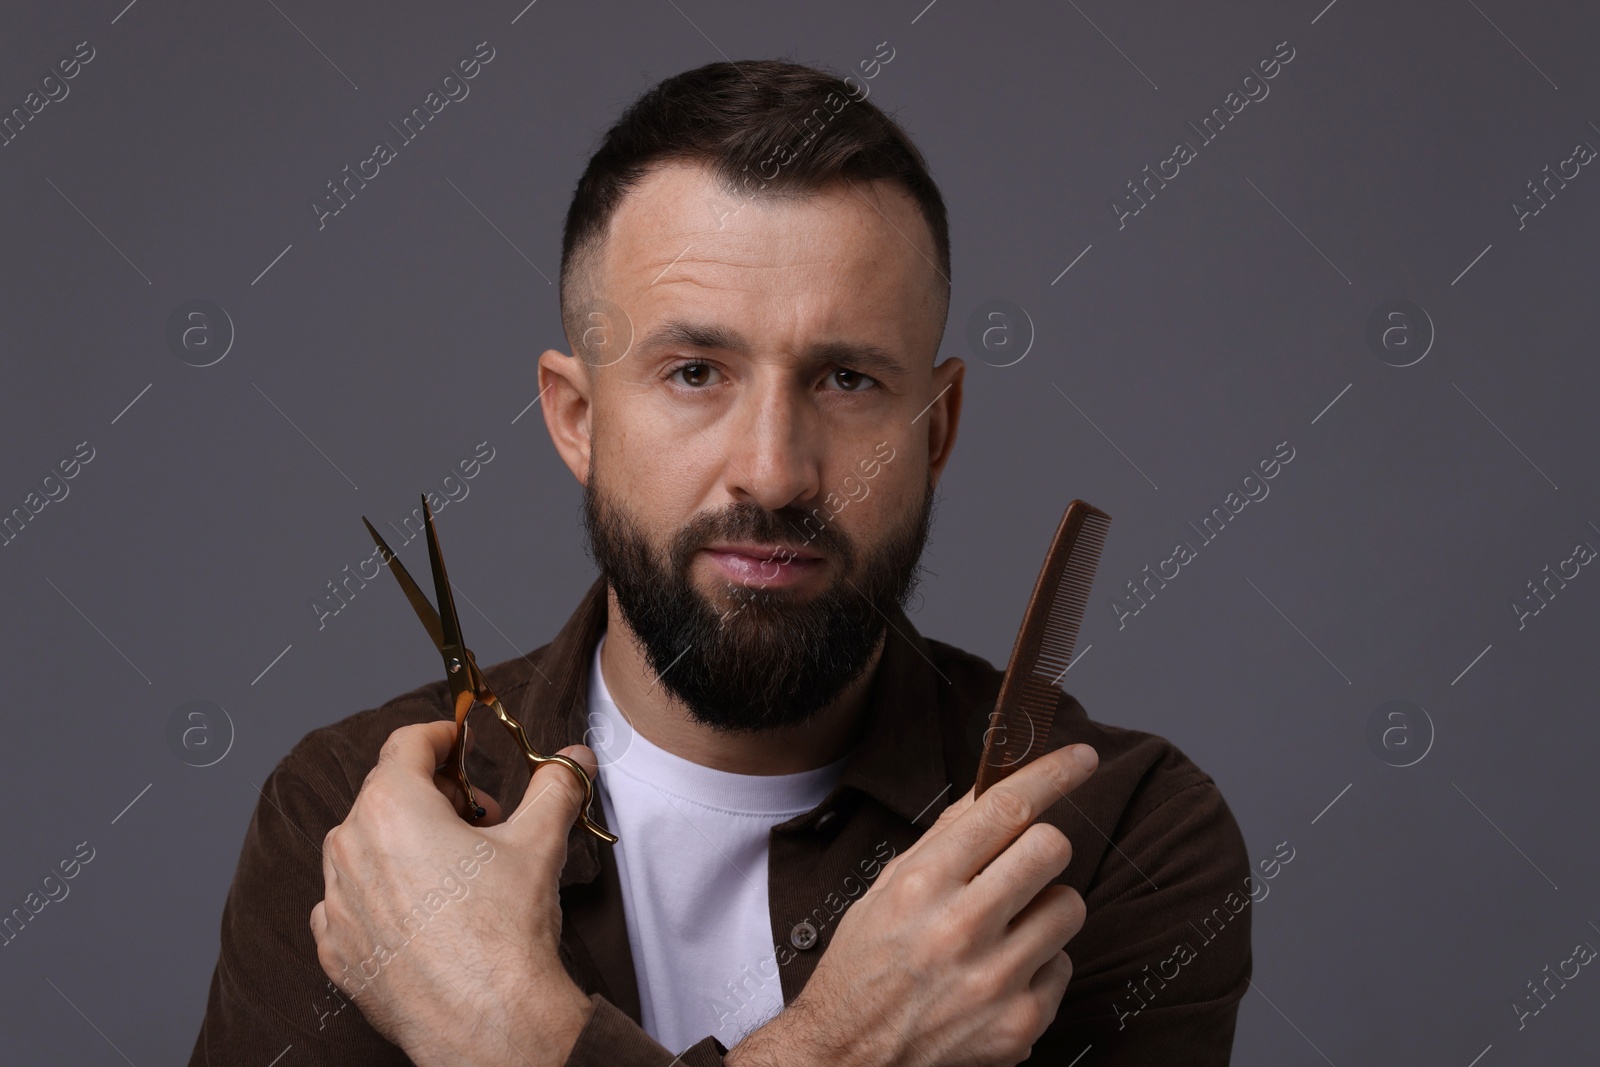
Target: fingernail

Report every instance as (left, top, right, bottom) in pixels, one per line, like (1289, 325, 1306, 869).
(1071, 745, 1097, 771)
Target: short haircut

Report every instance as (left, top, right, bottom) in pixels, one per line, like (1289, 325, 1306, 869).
(558, 58, 951, 359)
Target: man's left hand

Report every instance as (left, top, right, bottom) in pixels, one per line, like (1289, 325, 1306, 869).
(309, 719, 597, 1066)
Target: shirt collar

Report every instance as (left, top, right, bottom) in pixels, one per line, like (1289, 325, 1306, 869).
(501, 573, 952, 887)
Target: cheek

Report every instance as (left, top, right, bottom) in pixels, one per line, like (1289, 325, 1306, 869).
(594, 413, 681, 498)
(832, 457, 925, 543)
(595, 437, 711, 552)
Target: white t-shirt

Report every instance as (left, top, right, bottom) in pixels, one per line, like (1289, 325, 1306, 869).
(585, 632, 849, 1054)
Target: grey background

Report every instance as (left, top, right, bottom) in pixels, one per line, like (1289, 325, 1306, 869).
(2, 0, 1596, 1062)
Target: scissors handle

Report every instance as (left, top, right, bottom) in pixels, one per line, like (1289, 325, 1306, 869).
(481, 694, 618, 844)
(444, 690, 488, 822)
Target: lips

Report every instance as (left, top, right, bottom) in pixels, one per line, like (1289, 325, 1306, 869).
(702, 542, 821, 562)
(701, 544, 824, 588)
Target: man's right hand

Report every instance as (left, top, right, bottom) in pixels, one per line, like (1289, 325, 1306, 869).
(728, 742, 1099, 1067)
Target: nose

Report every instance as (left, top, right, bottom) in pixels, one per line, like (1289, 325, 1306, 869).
(722, 374, 823, 512)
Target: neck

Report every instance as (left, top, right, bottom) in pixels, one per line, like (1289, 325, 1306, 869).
(597, 585, 882, 775)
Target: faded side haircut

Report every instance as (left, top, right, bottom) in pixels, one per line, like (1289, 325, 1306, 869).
(558, 58, 951, 361)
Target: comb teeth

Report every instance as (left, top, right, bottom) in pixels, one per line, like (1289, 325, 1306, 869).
(1028, 513, 1108, 685)
(976, 503, 1110, 795)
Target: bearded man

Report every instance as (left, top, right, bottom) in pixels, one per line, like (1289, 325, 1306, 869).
(189, 58, 1251, 1067)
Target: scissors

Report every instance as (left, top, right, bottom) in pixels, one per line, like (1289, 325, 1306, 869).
(361, 497, 617, 844)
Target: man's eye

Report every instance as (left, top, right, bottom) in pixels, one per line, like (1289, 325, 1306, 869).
(830, 368, 876, 392)
(669, 362, 718, 388)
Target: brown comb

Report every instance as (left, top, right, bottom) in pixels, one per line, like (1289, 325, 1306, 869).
(975, 499, 1111, 796)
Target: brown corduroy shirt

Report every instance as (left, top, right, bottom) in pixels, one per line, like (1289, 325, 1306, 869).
(188, 574, 1252, 1065)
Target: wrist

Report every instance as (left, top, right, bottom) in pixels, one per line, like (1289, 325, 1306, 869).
(549, 985, 595, 1065)
(412, 966, 589, 1067)
(728, 990, 845, 1067)
(501, 960, 593, 1067)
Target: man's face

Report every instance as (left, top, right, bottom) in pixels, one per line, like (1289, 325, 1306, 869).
(544, 161, 962, 732)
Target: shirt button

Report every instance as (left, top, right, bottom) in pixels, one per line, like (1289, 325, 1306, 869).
(814, 809, 840, 834)
(790, 921, 819, 951)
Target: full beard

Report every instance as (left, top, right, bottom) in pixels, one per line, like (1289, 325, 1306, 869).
(580, 466, 935, 734)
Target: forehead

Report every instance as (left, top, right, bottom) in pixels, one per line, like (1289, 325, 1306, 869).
(590, 160, 944, 360)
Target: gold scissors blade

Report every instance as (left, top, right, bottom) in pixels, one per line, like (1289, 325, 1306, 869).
(362, 510, 485, 819)
(361, 517, 444, 652)
(359, 502, 617, 844)
(416, 498, 482, 740)
(420, 495, 470, 665)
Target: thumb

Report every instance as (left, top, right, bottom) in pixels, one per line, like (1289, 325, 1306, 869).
(504, 744, 600, 846)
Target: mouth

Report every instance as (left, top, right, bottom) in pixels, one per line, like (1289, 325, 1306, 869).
(700, 542, 825, 588)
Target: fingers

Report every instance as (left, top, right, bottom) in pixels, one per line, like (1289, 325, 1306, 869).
(1002, 884, 1086, 979)
(411, 722, 512, 822)
(321, 825, 338, 889)
(1026, 947, 1075, 1020)
(433, 765, 504, 823)
(565, 743, 599, 781)
(433, 723, 501, 819)
(363, 719, 503, 820)
(374, 720, 461, 783)
(501, 744, 599, 852)
(968, 821, 1074, 927)
(929, 784, 976, 831)
(919, 744, 1098, 886)
(878, 784, 975, 885)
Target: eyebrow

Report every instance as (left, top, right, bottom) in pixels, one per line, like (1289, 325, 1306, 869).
(636, 319, 908, 380)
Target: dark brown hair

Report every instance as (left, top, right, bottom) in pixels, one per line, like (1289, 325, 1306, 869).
(559, 58, 950, 346)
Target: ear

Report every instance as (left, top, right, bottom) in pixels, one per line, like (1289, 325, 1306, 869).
(925, 356, 965, 487)
(538, 348, 594, 486)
